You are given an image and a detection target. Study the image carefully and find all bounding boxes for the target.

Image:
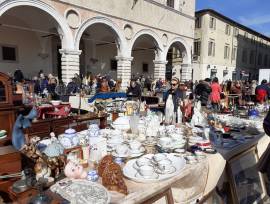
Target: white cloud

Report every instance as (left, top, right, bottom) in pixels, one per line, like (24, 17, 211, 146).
(239, 15, 270, 26)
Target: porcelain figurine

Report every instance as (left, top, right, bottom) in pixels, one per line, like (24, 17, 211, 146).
(64, 161, 87, 180)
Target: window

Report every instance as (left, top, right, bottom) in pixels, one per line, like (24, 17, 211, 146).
(110, 59, 117, 70)
(264, 55, 268, 67)
(209, 17, 216, 29)
(166, 0, 174, 8)
(233, 28, 239, 37)
(258, 53, 262, 65)
(232, 46, 237, 60)
(208, 40, 215, 56)
(251, 35, 255, 44)
(225, 24, 231, 35)
(249, 51, 255, 64)
(224, 44, 230, 59)
(242, 49, 247, 63)
(245, 32, 249, 38)
(1, 46, 17, 62)
(142, 63, 149, 73)
(194, 40, 201, 56)
(195, 17, 201, 28)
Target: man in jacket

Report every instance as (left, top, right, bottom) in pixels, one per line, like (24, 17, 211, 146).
(163, 77, 186, 113)
(195, 78, 212, 106)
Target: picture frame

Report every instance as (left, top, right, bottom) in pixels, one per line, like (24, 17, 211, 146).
(227, 147, 267, 204)
(64, 146, 83, 162)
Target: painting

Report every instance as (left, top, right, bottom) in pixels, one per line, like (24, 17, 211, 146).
(227, 147, 267, 204)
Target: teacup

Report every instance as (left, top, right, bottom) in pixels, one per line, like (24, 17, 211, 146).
(153, 153, 167, 162)
(130, 141, 142, 151)
(158, 159, 172, 171)
(138, 165, 154, 177)
(116, 144, 129, 155)
(159, 137, 172, 147)
(136, 157, 151, 167)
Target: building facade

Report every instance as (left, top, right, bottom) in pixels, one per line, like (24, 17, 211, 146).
(0, 0, 195, 87)
(193, 9, 270, 82)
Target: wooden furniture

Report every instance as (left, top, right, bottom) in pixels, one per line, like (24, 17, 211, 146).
(75, 112, 108, 129)
(24, 119, 51, 140)
(0, 146, 22, 193)
(141, 188, 174, 204)
(51, 116, 73, 135)
(0, 72, 15, 146)
(8, 187, 38, 203)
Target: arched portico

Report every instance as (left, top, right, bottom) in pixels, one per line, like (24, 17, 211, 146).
(129, 29, 166, 80)
(0, 0, 74, 49)
(164, 37, 192, 81)
(0, 0, 79, 83)
(74, 16, 127, 56)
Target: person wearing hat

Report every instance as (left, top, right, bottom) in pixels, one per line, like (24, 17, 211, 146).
(163, 77, 186, 122)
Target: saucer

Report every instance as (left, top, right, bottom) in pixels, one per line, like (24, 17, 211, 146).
(112, 151, 130, 158)
(130, 147, 145, 154)
(156, 166, 176, 174)
(135, 172, 159, 179)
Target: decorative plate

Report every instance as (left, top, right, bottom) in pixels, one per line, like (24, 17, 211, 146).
(123, 154, 186, 183)
(50, 179, 110, 204)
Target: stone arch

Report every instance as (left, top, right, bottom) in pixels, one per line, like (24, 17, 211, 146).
(74, 16, 127, 56)
(164, 37, 191, 64)
(128, 29, 164, 60)
(0, 0, 74, 49)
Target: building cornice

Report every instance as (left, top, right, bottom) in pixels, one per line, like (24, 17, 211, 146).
(144, 0, 195, 20)
(196, 9, 270, 42)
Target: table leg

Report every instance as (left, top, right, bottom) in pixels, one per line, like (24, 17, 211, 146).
(141, 188, 174, 204)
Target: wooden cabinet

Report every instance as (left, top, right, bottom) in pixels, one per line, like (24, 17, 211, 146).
(0, 72, 15, 146)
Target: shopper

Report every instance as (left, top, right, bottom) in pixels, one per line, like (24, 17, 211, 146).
(210, 77, 221, 111)
(255, 79, 270, 104)
(195, 78, 211, 106)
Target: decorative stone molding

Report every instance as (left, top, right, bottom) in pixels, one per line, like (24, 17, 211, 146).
(124, 24, 133, 40)
(59, 49, 82, 84)
(65, 8, 81, 29)
(0, 0, 74, 50)
(153, 60, 167, 80)
(116, 56, 133, 90)
(162, 34, 168, 47)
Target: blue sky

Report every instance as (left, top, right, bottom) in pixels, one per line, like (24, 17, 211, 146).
(196, 0, 270, 36)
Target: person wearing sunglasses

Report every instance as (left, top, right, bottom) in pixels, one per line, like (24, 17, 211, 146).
(163, 77, 186, 123)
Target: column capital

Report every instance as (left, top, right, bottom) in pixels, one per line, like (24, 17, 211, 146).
(115, 56, 133, 62)
(59, 49, 82, 55)
(153, 60, 168, 65)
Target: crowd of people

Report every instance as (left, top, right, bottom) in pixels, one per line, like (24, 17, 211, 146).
(11, 68, 270, 112)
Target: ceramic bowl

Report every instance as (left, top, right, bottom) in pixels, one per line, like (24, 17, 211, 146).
(51, 100, 61, 106)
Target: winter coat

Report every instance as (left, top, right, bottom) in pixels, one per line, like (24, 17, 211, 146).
(195, 82, 211, 106)
(164, 88, 186, 112)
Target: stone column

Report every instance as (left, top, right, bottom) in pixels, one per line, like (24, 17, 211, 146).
(153, 60, 167, 80)
(59, 49, 82, 84)
(181, 64, 193, 81)
(116, 56, 133, 90)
